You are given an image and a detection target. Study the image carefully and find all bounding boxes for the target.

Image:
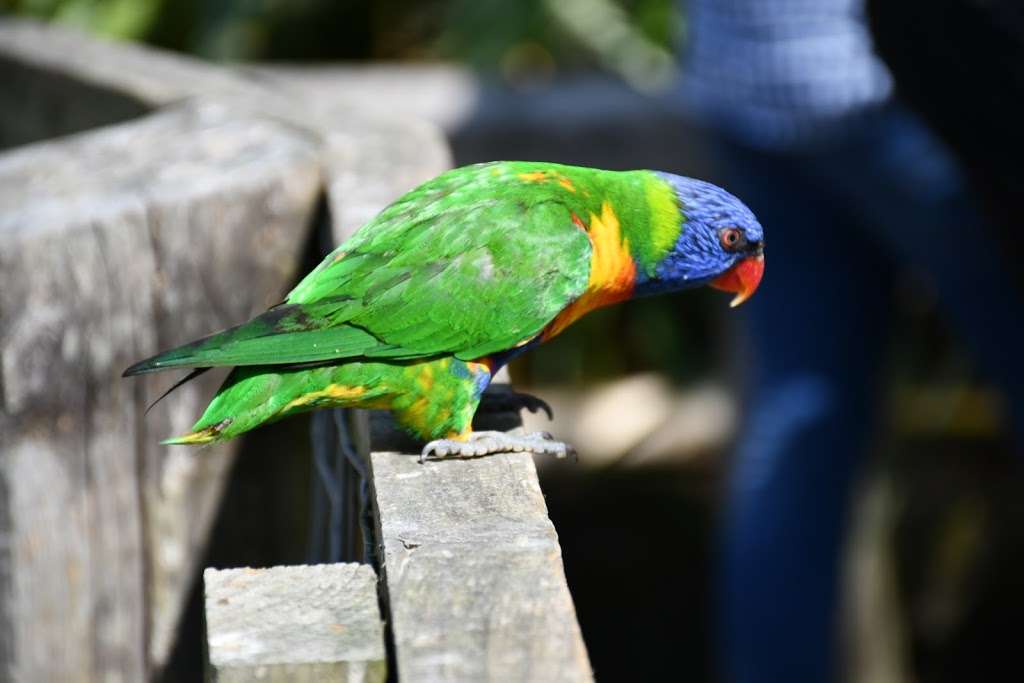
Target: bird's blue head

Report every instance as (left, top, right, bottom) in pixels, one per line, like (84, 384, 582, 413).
(640, 172, 765, 306)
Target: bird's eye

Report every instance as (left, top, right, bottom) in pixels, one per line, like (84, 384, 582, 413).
(720, 228, 743, 251)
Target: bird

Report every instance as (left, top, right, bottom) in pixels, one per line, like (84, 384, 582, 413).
(124, 161, 764, 460)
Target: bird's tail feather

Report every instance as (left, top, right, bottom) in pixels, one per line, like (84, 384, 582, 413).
(162, 424, 225, 445)
(123, 304, 411, 378)
(163, 363, 390, 446)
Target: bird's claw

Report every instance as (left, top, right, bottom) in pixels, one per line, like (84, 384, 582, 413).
(478, 385, 554, 420)
(514, 394, 554, 420)
(419, 430, 576, 463)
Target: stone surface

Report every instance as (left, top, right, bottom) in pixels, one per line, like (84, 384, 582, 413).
(369, 450, 593, 682)
(205, 564, 386, 682)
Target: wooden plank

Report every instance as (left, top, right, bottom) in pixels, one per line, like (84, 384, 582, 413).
(0, 102, 321, 682)
(0, 18, 452, 246)
(368, 442, 593, 682)
(0, 18, 250, 110)
(204, 564, 386, 682)
(313, 111, 451, 243)
(0, 18, 453, 680)
(247, 63, 711, 175)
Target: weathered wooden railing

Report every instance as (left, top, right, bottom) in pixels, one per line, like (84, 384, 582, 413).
(0, 19, 591, 681)
(367, 412, 591, 681)
(203, 408, 591, 681)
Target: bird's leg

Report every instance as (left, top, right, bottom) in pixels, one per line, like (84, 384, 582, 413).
(477, 383, 554, 419)
(420, 428, 576, 463)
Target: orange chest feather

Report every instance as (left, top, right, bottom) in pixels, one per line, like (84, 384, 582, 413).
(544, 202, 637, 340)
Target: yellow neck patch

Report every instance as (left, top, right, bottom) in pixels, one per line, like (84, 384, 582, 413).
(544, 202, 637, 340)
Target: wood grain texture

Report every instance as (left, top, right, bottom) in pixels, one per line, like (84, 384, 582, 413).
(0, 103, 321, 681)
(0, 18, 452, 244)
(204, 564, 386, 682)
(369, 448, 593, 682)
(0, 18, 606, 683)
(0, 17, 453, 681)
(0, 19, 250, 112)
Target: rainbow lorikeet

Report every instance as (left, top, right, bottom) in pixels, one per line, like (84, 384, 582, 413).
(124, 161, 764, 460)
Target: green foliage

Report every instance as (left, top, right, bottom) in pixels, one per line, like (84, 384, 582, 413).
(437, 0, 572, 76)
(1, 0, 682, 84)
(2, 0, 164, 40)
(437, 0, 680, 89)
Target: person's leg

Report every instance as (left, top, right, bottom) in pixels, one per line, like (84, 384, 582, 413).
(713, 142, 894, 683)
(811, 105, 1024, 442)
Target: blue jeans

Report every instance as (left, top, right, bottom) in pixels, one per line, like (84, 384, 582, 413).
(712, 105, 1024, 683)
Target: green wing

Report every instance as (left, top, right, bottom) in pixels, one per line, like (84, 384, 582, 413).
(124, 162, 594, 375)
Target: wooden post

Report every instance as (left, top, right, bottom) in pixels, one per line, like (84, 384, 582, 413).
(1, 18, 592, 682)
(0, 101, 322, 681)
(204, 564, 386, 682)
(367, 413, 594, 682)
(0, 18, 448, 681)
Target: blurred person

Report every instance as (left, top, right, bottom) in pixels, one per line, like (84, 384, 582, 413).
(867, 0, 1024, 259)
(681, 0, 1024, 680)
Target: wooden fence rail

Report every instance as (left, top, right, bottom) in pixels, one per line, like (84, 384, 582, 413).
(205, 563, 386, 682)
(0, 19, 591, 682)
(370, 448, 592, 681)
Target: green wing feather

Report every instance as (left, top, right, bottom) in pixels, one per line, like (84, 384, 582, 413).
(124, 162, 595, 376)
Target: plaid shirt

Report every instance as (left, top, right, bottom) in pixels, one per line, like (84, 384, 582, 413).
(683, 0, 894, 149)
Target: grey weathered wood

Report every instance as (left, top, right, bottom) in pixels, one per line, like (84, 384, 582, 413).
(1, 18, 594, 683)
(369, 446, 593, 682)
(0, 103, 322, 681)
(249, 63, 710, 174)
(0, 18, 453, 244)
(0, 18, 451, 681)
(204, 564, 386, 682)
(0, 19, 251, 114)
(226, 72, 453, 244)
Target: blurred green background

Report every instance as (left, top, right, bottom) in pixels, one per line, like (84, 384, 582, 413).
(0, 0, 679, 88)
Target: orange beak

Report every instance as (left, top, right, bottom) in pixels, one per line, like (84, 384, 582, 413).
(710, 254, 764, 308)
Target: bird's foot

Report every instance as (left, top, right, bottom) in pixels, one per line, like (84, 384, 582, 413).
(478, 384, 553, 420)
(420, 430, 575, 463)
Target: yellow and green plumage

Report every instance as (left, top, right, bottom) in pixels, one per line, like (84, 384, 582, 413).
(125, 161, 765, 455)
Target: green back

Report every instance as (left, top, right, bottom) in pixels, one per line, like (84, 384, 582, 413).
(125, 162, 682, 374)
